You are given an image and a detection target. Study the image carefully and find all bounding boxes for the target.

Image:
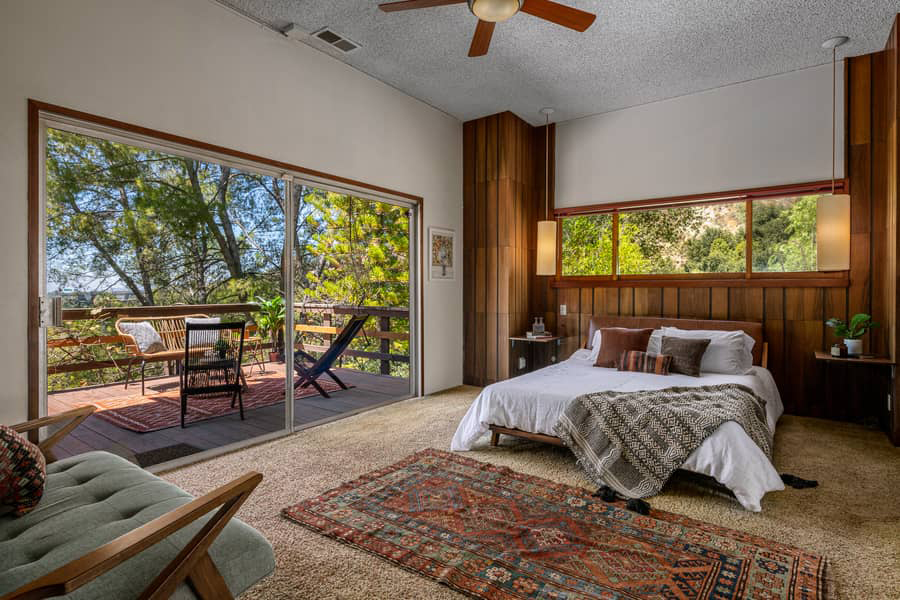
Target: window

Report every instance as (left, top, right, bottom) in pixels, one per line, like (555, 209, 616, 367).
(561, 213, 613, 276)
(618, 203, 745, 275)
(752, 195, 817, 272)
(556, 184, 840, 279)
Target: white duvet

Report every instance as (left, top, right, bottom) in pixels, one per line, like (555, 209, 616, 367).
(451, 348, 785, 511)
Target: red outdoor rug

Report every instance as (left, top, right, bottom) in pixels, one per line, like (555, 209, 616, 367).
(283, 449, 832, 600)
(90, 376, 346, 432)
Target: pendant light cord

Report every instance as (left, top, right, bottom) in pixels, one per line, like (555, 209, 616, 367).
(545, 112, 550, 220)
(832, 46, 836, 195)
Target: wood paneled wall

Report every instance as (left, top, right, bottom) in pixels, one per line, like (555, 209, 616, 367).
(463, 112, 549, 386)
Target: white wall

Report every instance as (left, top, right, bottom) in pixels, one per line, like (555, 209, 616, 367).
(556, 64, 845, 207)
(0, 0, 463, 423)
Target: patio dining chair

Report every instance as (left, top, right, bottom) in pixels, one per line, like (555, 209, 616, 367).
(293, 314, 370, 398)
(180, 321, 246, 428)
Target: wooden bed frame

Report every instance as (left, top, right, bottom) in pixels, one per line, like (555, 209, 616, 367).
(489, 316, 768, 448)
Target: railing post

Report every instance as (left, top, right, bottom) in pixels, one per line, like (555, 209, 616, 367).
(379, 316, 391, 375)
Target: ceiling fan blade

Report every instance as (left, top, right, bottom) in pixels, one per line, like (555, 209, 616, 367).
(521, 0, 596, 31)
(379, 0, 466, 12)
(468, 19, 495, 57)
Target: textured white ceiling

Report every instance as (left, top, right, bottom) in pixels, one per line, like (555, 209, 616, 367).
(215, 0, 899, 125)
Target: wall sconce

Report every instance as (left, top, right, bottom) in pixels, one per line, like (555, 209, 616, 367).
(817, 194, 850, 271)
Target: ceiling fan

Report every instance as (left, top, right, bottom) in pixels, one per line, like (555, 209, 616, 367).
(378, 0, 596, 57)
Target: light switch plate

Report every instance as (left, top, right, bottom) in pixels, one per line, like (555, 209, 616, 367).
(560, 304, 567, 316)
(518, 357, 527, 370)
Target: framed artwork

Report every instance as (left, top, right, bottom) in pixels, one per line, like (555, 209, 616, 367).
(429, 227, 455, 281)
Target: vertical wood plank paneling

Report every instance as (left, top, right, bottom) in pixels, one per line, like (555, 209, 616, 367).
(619, 287, 635, 317)
(728, 288, 763, 321)
(634, 288, 662, 317)
(662, 288, 678, 317)
(678, 288, 710, 319)
(710, 288, 729, 319)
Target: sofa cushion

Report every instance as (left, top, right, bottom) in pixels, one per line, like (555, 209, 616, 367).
(0, 425, 46, 516)
(119, 321, 167, 354)
(0, 451, 274, 599)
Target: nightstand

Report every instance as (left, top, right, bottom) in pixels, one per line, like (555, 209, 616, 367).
(813, 351, 895, 438)
(509, 336, 562, 377)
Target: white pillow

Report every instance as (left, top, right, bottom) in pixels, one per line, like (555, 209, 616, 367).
(588, 330, 603, 362)
(119, 321, 166, 354)
(661, 327, 754, 375)
(646, 329, 663, 355)
(185, 317, 222, 345)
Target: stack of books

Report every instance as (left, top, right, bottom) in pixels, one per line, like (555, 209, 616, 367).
(526, 331, 553, 339)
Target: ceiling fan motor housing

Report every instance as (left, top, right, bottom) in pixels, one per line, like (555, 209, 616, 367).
(468, 0, 525, 23)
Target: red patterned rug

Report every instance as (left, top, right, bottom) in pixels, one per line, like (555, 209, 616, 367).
(90, 376, 347, 432)
(283, 449, 832, 600)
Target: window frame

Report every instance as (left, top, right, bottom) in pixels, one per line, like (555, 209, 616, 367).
(552, 179, 850, 288)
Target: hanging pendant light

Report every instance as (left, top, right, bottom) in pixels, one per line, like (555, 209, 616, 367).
(536, 108, 557, 276)
(817, 36, 851, 272)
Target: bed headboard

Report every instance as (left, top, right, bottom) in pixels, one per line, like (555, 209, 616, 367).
(585, 316, 766, 366)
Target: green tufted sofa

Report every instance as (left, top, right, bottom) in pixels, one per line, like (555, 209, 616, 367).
(1, 407, 274, 599)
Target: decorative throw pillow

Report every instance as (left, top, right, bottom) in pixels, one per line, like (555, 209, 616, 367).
(617, 350, 672, 375)
(0, 425, 46, 517)
(661, 336, 711, 377)
(119, 321, 166, 354)
(594, 328, 654, 368)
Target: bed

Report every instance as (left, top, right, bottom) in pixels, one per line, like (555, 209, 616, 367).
(451, 316, 785, 511)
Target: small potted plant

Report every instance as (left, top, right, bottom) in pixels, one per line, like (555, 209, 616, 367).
(213, 338, 229, 360)
(825, 313, 878, 357)
(255, 295, 286, 363)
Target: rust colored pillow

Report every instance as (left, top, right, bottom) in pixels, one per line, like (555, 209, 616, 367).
(618, 350, 673, 375)
(0, 425, 46, 516)
(594, 327, 654, 368)
(661, 336, 711, 377)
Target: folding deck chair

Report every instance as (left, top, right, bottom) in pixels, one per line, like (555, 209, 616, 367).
(293, 314, 371, 398)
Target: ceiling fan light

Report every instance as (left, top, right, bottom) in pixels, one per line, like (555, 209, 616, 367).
(468, 0, 522, 23)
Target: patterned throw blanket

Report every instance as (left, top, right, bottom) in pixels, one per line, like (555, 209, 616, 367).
(554, 384, 772, 499)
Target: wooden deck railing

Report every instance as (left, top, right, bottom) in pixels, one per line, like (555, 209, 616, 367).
(47, 302, 410, 379)
(293, 304, 410, 375)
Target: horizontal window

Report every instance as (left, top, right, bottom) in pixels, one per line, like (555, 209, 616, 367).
(558, 186, 837, 279)
(618, 203, 745, 275)
(752, 196, 817, 273)
(561, 214, 613, 276)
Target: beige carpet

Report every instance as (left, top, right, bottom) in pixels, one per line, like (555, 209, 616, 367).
(162, 386, 900, 599)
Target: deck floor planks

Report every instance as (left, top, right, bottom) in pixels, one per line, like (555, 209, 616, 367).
(51, 368, 410, 465)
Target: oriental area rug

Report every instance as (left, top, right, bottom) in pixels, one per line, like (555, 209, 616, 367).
(283, 449, 832, 600)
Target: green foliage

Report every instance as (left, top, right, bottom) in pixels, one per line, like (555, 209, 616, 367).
(254, 295, 286, 352)
(826, 313, 878, 339)
(752, 196, 817, 272)
(561, 215, 612, 275)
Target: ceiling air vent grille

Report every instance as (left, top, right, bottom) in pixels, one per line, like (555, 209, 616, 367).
(312, 27, 360, 54)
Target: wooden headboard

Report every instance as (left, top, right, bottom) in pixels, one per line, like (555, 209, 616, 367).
(585, 316, 767, 367)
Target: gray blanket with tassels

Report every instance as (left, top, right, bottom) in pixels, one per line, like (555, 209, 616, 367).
(553, 384, 772, 498)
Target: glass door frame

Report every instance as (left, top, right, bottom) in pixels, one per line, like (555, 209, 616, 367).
(30, 102, 423, 470)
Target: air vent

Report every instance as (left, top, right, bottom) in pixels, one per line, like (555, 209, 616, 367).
(311, 27, 360, 54)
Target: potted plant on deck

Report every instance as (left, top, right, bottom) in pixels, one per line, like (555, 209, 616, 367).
(825, 313, 878, 357)
(255, 295, 286, 363)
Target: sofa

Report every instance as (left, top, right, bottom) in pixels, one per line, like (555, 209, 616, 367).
(0, 407, 274, 599)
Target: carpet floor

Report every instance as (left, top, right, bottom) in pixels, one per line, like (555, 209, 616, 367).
(161, 386, 900, 599)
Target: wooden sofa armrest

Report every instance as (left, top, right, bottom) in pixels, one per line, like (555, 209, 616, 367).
(4, 471, 263, 600)
(11, 406, 95, 462)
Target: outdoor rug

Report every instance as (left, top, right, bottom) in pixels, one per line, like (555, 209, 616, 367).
(90, 376, 347, 432)
(283, 449, 832, 600)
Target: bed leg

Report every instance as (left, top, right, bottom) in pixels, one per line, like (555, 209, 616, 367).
(490, 431, 500, 447)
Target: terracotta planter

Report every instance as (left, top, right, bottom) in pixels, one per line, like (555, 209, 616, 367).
(268, 351, 280, 363)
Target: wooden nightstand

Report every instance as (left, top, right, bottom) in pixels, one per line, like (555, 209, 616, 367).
(813, 351, 895, 439)
(509, 335, 562, 377)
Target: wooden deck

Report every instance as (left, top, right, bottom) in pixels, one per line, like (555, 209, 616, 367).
(49, 365, 410, 467)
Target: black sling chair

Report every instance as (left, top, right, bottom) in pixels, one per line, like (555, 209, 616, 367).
(180, 321, 246, 428)
(293, 314, 371, 398)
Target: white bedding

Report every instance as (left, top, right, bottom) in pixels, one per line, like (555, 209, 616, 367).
(450, 348, 785, 511)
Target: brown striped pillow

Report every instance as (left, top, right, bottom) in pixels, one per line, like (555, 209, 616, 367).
(617, 350, 673, 375)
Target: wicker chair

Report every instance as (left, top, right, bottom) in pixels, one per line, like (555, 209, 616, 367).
(115, 314, 210, 395)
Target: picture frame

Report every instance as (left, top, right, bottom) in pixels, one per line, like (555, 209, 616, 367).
(428, 227, 456, 281)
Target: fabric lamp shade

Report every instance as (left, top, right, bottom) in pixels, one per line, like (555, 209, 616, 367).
(816, 194, 850, 271)
(536, 220, 557, 276)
